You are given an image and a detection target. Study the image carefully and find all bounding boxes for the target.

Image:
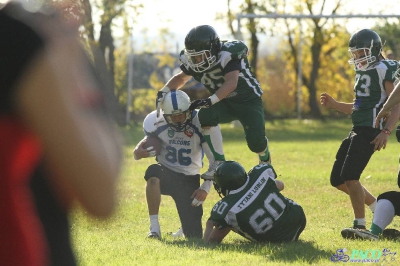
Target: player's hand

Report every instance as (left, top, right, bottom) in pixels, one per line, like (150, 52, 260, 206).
(370, 131, 389, 151)
(156, 86, 170, 117)
(133, 139, 156, 160)
(375, 109, 391, 128)
(189, 98, 212, 110)
(320, 92, 335, 109)
(191, 188, 208, 207)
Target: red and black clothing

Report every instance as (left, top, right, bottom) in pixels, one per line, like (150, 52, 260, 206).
(0, 4, 76, 266)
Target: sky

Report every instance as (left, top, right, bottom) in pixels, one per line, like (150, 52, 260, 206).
(130, 0, 399, 53)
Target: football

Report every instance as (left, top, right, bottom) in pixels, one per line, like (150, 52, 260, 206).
(142, 136, 162, 155)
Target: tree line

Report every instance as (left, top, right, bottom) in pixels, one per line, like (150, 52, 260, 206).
(39, 0, 400, 124)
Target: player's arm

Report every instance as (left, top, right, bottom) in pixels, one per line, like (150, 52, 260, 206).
(204, 219, 231, 244)
(160, 71, 192, 92)
(214, 70, 240, 100)
(371, 80, 400, 151)
(380, 80, 400, 132)
(376, 81, 400, 126)
(320, 92, 353, 114)
(189, 62, 240, 110)
(156, 71, 192, 116)
(133, 137, 156, 160)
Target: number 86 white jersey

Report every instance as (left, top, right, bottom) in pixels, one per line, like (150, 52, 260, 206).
(143, 110, 206, 176)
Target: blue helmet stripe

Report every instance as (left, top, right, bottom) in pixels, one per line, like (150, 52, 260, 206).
(171, 90, 178, 110)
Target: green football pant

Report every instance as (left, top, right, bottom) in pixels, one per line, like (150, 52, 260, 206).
(198, 97, 268, 154)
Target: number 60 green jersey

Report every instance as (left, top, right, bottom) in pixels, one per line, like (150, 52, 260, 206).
(209, 164, 306, 242)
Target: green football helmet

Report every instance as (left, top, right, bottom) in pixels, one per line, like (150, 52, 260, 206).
(184, 25, 221, 73)
(213, 161, 247, 197)
(348, 29, 382, 70)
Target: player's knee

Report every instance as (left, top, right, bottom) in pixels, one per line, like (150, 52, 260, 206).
(377, 191, 398, 205)
(246, 138, 267, 153)
(397, 168, 400, 188)
(198, 109, 217, 127)
(144, 164, 162, 181)
(147, 177, 159, 187)
(330, 176, 344, 188)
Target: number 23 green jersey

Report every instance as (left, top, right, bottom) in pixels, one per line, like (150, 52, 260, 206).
(352, 59, 399, 128)
(209, 164, 305, 242)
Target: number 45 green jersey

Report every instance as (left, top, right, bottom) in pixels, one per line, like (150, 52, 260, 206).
(179, 40, 263, 102)
(209, 164, 306, 242)
(352, 59, 399, 128)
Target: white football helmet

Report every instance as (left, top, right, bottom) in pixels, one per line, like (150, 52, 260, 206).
(161, 90, 192, 132)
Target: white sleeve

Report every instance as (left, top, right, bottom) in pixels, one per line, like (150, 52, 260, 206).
(143, 111, 158, 133)
(199, 180, 213, 194)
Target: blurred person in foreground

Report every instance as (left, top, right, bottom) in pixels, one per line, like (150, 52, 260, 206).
(204, 161, 306, 243)
(0, 2, 122, 266)
(134, 90, 220, 239)
(320, 29, 400, 239)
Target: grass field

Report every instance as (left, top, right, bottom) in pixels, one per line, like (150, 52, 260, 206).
(71, 119, 400, 265)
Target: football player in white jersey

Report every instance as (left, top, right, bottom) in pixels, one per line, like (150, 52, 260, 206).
(134, 90, 222, 239)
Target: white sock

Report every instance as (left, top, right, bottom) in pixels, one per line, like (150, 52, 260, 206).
(372, 199, 395, 230)
(369, 199, 377, 212)
(150, 215, 160, 233)
(354, 218, 366, 227)
(203, 125, 224, 156)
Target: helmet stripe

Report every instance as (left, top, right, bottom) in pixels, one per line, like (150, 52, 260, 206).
(171, 90, 178, 110)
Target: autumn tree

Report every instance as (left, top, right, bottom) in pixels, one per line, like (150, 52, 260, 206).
(373, 20, 400, 59)
(221, 0, 278, 75)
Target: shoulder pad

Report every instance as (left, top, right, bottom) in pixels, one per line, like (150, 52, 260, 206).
(179, 49, 191, 71)
(380, 59, 399, 70)
(248, 163, 277, 178)
(143, 111, 162, 133)
(220, 40, 249, 60)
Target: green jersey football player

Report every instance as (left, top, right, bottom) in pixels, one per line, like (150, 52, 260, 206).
(155, 25, 270, 180)
(320, 29, 400, 239)
(204, 161, 306, 243)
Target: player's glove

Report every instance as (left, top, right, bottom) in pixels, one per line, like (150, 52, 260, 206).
(396, 124, 400, 142)
(189, 98, 212, 110)
(191, 198, 204, 207)
(156, 86, 170, 117)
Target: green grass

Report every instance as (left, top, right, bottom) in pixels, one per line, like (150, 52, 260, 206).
(71, 119, 400, 265)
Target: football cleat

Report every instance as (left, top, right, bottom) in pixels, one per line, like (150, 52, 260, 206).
(341, 225, 366, 239)
(168, 228, 185, 238)
(147, 231, 161, 240)
(201, 160, 224, 180)
(382, 228, 400, 240)
(341, 228, 378, 241)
